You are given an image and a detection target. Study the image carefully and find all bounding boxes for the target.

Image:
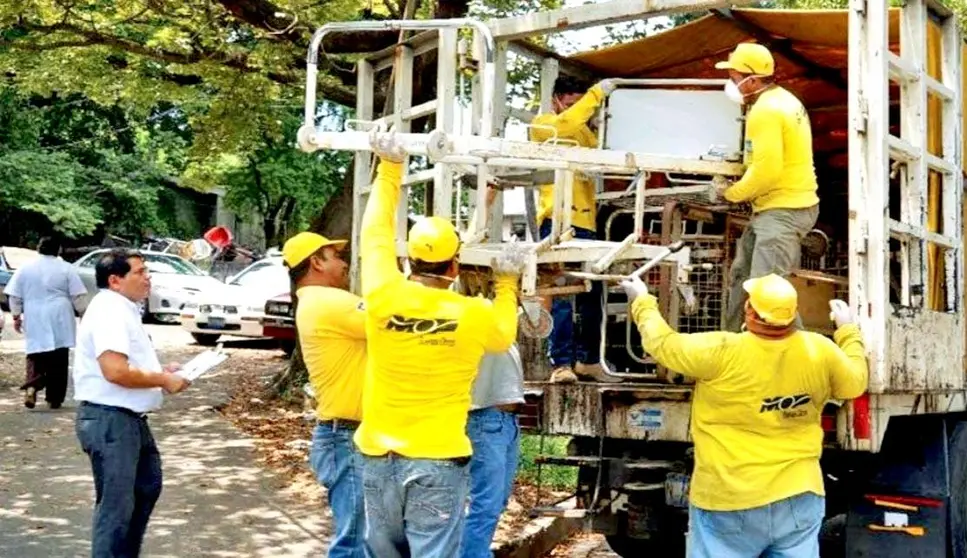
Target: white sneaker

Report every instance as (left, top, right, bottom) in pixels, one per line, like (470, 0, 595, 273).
(575, 362, 625, 383)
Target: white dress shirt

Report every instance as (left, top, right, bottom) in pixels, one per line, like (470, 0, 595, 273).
(3, 256, 86, 354)
(73, 289, 164, 413)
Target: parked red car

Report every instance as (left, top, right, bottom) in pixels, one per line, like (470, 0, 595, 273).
(261, 293, 295, 355)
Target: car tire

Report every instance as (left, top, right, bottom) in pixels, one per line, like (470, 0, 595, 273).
(280, 339, 295, 356)
(192, 333, 221, 346)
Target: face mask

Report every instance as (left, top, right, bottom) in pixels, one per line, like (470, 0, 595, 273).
(724, 80, 746, 105)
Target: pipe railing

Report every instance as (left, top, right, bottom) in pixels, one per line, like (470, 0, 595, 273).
(303, 19, 496, 141)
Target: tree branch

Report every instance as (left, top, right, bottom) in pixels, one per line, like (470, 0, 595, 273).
(4, 22, 357, 106)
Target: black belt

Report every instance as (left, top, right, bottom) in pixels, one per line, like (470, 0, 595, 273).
(80, 401, 148, 420)
(318, 418, 361, 429)
(369, 451, 470, 467)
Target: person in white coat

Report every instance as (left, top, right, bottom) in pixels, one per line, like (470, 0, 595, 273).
(3, 237, 87, 409)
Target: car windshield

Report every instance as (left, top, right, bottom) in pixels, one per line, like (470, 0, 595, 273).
(231, 263, 288, 289)
(144, 254, 206, 276)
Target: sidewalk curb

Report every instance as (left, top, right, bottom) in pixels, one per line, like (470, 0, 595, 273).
(494, 498, 582, 558)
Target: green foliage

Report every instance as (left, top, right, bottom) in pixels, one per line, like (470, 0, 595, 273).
(220, 108, 351, 247)
(0, 87, 192, 242)
(0, 150, 102, 237)
(518, 434, 577, 490)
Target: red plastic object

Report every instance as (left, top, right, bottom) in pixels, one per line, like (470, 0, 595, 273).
(821, 415, 836, 433)
(853, 393, 871, 440)
(203, 226, 233, 249)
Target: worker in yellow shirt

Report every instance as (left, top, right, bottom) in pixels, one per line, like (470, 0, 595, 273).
(620, 272, 867, 557)
(355, 127, 523, 558)
(716, 43, 821, 332)
(282, 231, 366, 558)
(529, 75, 622, 384)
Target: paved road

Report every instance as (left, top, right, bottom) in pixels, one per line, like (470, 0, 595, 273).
(0, 324, 330, 557)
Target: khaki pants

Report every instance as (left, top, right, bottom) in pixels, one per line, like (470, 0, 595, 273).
(725, 205, 820, 332)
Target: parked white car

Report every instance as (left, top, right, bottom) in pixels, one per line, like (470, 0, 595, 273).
(180, 256, 289, 345)
(74, 249, 223, 323)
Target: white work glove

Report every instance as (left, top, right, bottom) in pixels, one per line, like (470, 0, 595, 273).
(598, 79, 617, 96)
(491, 238, 528, 277)
(712, 175, 732, 200)
(829, 299, 854, 328)
(368, 125, 406, 163)
(620, 275, 649, 304)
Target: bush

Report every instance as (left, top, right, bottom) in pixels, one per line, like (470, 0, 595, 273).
(517, 434, 577, 491)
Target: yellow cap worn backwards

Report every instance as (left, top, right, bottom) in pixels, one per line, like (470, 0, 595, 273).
(281, 232, 347, 268)
(743, 274, 798, 326)
(715, 43, 775, 77)
(407, 216, 461, 263)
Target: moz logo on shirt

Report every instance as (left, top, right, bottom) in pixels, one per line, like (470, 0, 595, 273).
(760, 393, 812, 414)
(386, 315, 458, 335)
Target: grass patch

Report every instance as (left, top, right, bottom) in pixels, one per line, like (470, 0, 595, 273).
(517, 434, 577, 491)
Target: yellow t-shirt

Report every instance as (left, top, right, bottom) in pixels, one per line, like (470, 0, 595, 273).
(530, 85, 603, 231)
(295, 286, 366, 422)
(353, 161, 519, 459)
(630, 295, 868, 511)
(724, 86, 820, 213)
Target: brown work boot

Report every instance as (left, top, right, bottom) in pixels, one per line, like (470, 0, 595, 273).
(24, 387, 36, 409)
(575, 362, 625, 383)
(549, 366, 578, 384)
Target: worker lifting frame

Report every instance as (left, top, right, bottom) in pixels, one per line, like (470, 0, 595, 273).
(296, 1, 765, 297)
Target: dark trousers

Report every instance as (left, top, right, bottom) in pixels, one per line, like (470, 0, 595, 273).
(22, 348, 69, 405)
(539, 220, 603, 366)
(76, 402, 163, 558)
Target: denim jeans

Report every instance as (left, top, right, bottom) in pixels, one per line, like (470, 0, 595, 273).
(539, 220, 603, 366)
(309, 422, 365, 558)
(362, 453, 470, 558)
(460, 408, 521, 558)
(75, 402, 163, 558)
(689, 492, 825, 558)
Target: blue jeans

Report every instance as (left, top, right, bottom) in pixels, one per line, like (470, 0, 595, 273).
(460, 408, 521, 558)
(75, 402, 163, 558)
(309, 422, 365, 558)
(362, 453, 471, 558)
(539, 220, 602, 367)
(689, 492, 825, 558)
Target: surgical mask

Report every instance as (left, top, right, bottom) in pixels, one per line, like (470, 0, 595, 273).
(724, 80, 746, 105)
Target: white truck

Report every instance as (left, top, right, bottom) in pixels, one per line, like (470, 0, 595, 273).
(296, 0, 967, 555)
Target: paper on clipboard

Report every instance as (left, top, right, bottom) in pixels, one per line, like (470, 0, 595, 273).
(176, 344, 229, 382)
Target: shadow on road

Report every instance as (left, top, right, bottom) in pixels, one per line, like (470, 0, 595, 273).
(0, 352, 330, 558)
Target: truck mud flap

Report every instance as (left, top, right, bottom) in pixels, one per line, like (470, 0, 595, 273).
(845, 413, 967, 557)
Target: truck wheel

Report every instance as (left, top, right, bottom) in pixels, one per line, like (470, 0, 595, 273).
(606, 533, 684, 557)
(819, 513, 847, 558)
(191, 333, 221, 346)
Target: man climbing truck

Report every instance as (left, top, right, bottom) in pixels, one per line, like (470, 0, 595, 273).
(715, 43, 820, 333)
(529, 76, 623, 384)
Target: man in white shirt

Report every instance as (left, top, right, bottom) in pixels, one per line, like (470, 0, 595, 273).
(3, 236, 87, 409)
(72, 249, 190, 558)
(460, 345, 526, 558)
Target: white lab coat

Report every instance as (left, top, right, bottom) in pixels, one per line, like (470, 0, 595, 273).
(3, 256, 87, 354)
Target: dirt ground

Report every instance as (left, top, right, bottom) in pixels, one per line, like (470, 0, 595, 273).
(0, 320, 603, 556)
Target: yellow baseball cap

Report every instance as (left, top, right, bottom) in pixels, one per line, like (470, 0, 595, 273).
(281, 232, 347, 268)
(407, 216, 461, 263)
(743, 274, 797, 326)
(715, 43, 775, 76)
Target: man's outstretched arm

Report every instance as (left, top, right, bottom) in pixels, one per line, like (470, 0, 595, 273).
(360, 131, 408, 298)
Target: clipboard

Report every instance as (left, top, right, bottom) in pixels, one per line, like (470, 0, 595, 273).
(176, 343, 229, 382)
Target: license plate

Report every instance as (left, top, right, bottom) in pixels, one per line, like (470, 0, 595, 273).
(207, 317, 226, 329)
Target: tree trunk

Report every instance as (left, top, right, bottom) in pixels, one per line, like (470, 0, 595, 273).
(264, 335, 308, 401)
